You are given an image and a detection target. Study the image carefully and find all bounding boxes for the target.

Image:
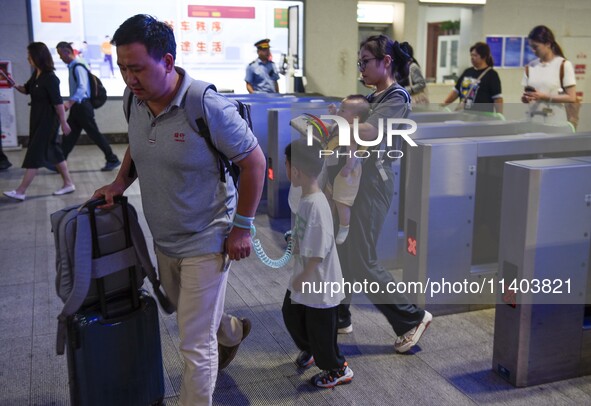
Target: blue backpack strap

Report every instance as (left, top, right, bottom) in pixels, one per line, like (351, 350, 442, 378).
(392, 87, 412, 105)
(370, 85, 411, 113)
(388, 87, 412, 119)
(71, 62, 89, 84)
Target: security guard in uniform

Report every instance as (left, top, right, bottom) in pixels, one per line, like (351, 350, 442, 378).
(245, 39, 280, 93)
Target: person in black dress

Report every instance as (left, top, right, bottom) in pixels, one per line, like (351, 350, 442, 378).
(3, 42, 75, 201)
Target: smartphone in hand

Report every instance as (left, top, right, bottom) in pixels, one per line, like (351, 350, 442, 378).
(524, 85, 536, 93)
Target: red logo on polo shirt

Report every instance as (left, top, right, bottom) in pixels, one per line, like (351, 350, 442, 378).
(174, 132, 185, 142)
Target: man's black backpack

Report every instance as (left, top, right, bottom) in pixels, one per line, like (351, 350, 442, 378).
(123, 80, 252, 188)
(72, 63, 108, 109)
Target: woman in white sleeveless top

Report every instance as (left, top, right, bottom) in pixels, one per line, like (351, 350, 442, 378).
(522, 25, 578, 127)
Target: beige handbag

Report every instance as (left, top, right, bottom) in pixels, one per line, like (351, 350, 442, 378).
(559, 61, 581, 130)
(412, 89, 430, 105)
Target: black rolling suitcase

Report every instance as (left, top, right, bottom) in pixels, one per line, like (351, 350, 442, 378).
(66, 291, 164, 406)
(51, 197, 170, 406)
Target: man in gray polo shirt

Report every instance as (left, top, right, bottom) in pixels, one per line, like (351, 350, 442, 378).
(93, 15, 266, 406)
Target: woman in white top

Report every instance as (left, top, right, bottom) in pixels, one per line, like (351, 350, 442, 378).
(522, 25, 577, 126)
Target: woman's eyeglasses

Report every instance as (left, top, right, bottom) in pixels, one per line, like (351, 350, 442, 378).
(357, 58, 378, 70)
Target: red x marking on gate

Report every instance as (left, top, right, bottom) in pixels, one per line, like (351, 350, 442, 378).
(503, 288, 517, 308)
(407, 237, 417, 256)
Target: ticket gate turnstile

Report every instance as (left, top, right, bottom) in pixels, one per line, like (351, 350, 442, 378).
(403, 132, 591, 314)
(409, 110, 503, 124)
(243, 98, 334, 201)
(387, 121, 573, 268)
(229, 93, 323, 100)
(266, 109, 506, 217)
(267, 111, 572, 269)
(492, 157, 591, 387)
(246, 97, 336, 158)
(383, 121, 572, 269)
(266, 103, 338, 218)
(264, 106, 500, 218)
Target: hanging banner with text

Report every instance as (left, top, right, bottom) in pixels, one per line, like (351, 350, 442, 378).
(0, 61, 18, 148)
(29, 0, 304, 95)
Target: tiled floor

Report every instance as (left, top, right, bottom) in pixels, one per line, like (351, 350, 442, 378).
(1, 144, 590, 405)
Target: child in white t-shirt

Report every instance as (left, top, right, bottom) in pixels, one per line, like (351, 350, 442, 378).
(282, 138, 353, 389)
(288, 95, 370, 244)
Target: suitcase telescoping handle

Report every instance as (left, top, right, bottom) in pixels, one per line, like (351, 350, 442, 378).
(86, 196, 141, 318)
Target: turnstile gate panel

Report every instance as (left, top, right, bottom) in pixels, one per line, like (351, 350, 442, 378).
(269, 114, 572, 270)
(492, 157, 591, 387)
(267, 104, 335, 218)
(268, 110, 572, 270)
(403, 132, 591, 314)
(410, 110, 503, 123)
(244, 98, 333, 201)
(412, 120, 571, 140)
(246, 97, 333, 158)
(388, 121, 572, 269)
(267, 111, 509, 219)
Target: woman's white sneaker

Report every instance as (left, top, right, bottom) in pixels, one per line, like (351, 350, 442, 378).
(53, 185, 76, 196)
(3, 190, 25, 201)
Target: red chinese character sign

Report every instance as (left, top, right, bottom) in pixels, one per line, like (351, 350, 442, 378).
(29, 0, 303, 95)
(179, 2, 301, 93)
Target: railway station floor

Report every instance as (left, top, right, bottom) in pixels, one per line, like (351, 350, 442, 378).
(1, 145, 590, 405)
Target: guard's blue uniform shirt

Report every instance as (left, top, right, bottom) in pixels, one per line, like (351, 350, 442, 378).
(245, 58, 280, 93)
